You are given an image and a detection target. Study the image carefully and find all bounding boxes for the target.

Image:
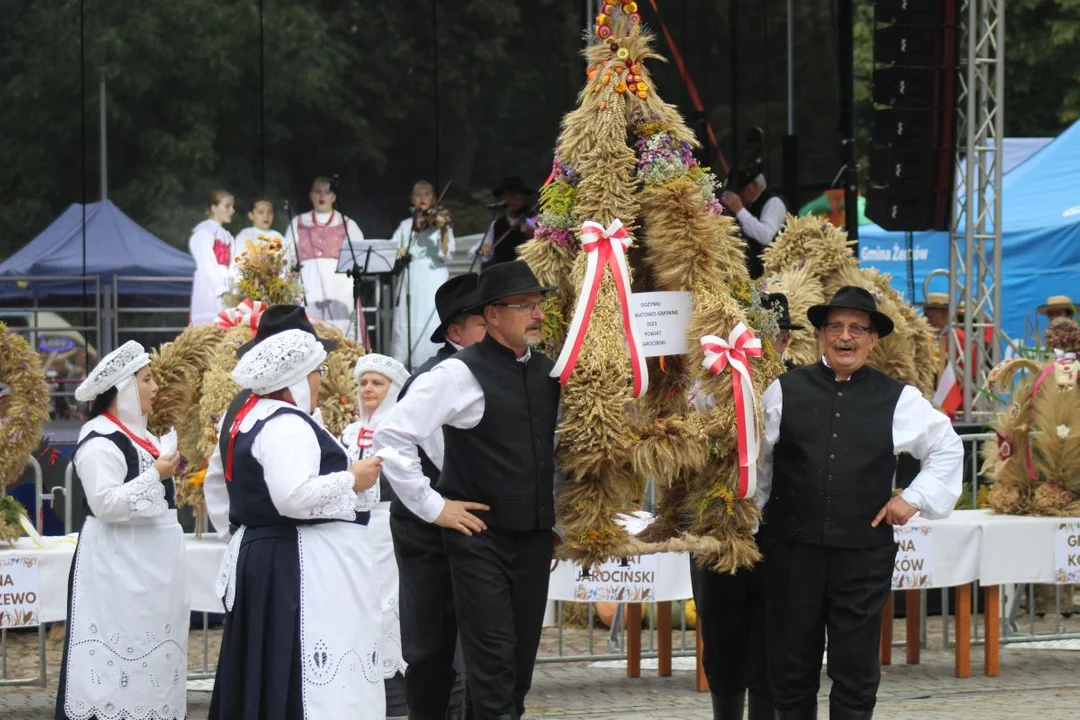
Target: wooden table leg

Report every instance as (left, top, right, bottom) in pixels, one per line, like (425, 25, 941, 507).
(626, 602, 642, 678)
(985, 585, 1000, 677)
(906, 590, 921, 665)
(657, 601, 672, 677)
(955, 584, 972, 678)
(695, 621, 709, 692)
(880, 592, 894, 666)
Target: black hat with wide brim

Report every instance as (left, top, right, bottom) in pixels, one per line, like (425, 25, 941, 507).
(430, 273, 484, 343)
(236, 305, 340, 358)
(806, 286, 894, 338)
(765, 292, 805, 330)
(472, 261, 556, 309)
(492, 175, 534, 198)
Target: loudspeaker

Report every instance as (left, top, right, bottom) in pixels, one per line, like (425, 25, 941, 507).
(867, 0, 959, 232)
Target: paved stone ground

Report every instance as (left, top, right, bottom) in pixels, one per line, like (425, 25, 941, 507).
(4, 644, 1080, 719)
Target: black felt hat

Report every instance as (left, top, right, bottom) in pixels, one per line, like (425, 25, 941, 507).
(492, 175, 534, 197)
(430, 273, 484, 343)
(806, 286, 894, 338)
(472, 261, 556, 309)
(765, 292, 805, 330)
(236, 305, 339, 358)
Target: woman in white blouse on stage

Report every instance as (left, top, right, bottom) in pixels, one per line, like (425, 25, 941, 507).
(189, 190, 236, 325)
(56, 341, 186, 720)
(206, 329, 386, 719)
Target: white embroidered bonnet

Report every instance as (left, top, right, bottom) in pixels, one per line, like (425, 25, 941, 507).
(75, 340, 150, 402)
(353, 353, 410, 388)
(232, 329, 326, 396)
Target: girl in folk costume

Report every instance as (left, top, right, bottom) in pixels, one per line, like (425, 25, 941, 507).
(390, 181, 456, 368)
(284, 176, 364, 335)
(234, 198, 285, 248)
(56, 341, 187, 720)
(208, 329, 385, 719)
(190, 190, 236, 325)
(339, 354, 412, 711)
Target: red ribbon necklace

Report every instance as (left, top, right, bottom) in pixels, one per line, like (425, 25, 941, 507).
(225, 394, 296, 481)
(101, 412, 160, 460)
(312, 210, 336, 228)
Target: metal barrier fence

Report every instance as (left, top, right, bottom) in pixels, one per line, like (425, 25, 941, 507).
(4, 433, 1079, 690)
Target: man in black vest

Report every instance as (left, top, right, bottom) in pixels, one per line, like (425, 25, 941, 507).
(375, 261, 560, 720)
(757, 286, 962, 720)
(721, 169, 787, 279)
(477, 177, 536, 269)
(391, 273, 486, 720)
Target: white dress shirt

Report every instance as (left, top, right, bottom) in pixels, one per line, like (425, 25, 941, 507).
(755, 360, 964, 520)
(204, 399, 364, 540)
(373, 348, 536, 524)
(736, 189, 787, 247)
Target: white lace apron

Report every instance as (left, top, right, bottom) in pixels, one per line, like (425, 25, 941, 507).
(369, 501, 406, 678)
(217, 521, 385, 719)
(63, 510, 189, 720)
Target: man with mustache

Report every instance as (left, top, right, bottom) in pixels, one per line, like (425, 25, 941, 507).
(756, 286, 963, 720)
(374, 261, 560, 720)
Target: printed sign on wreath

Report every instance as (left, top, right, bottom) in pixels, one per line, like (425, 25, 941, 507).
(630, 291, 693, 357)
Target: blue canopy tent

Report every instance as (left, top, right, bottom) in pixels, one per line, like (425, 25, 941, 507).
(0, 200, 195, 297)
(859, 125, 1080, 342)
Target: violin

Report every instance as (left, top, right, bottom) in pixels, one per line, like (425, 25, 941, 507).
(411, 181, 454, 255)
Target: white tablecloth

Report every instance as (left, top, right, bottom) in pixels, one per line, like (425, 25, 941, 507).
(4, 510, 1076, 625)
(0, 535, 228, 622)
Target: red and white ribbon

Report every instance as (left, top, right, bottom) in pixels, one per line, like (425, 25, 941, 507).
(701, 323, 763, 499)
(550, 219, 648, 399)
(215, 299, 268, 330)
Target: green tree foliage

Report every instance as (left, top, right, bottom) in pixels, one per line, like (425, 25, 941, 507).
(0, 1, 1076, 261)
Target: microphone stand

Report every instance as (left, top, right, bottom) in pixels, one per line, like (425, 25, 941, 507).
(393, 228, 416, 371)
(330, 181, 367, 346)
(282, 199, 308, 303)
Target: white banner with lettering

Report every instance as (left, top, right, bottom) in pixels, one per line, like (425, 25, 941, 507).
(1053, 521, 1080, 584)
(0, 555, 41, 628)
(892, 525, 934, 589)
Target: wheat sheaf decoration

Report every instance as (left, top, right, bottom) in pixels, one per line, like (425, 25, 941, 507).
(0, 323, 50, 489)
(149, 237, 365, 513)
(519, 4, 782, 573)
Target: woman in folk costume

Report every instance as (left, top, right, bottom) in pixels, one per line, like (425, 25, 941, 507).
(284, 176, 364, 335)
(390, 181, 455, 368)
(208, 329, 385, 719)
(339, 353, 412, 713)
(190, 190, 236, 325)
(56, 340, 187, 720)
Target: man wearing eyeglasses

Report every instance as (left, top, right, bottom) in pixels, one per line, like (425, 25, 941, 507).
(755, 286, 962, 720)
(374, 260, 560, 720)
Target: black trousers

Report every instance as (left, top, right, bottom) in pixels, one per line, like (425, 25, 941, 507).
(761, 538, 897, 713)
(391, 512, 467, 718)
(690, 559, 770, 698)
(444, 527, 553, 720)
